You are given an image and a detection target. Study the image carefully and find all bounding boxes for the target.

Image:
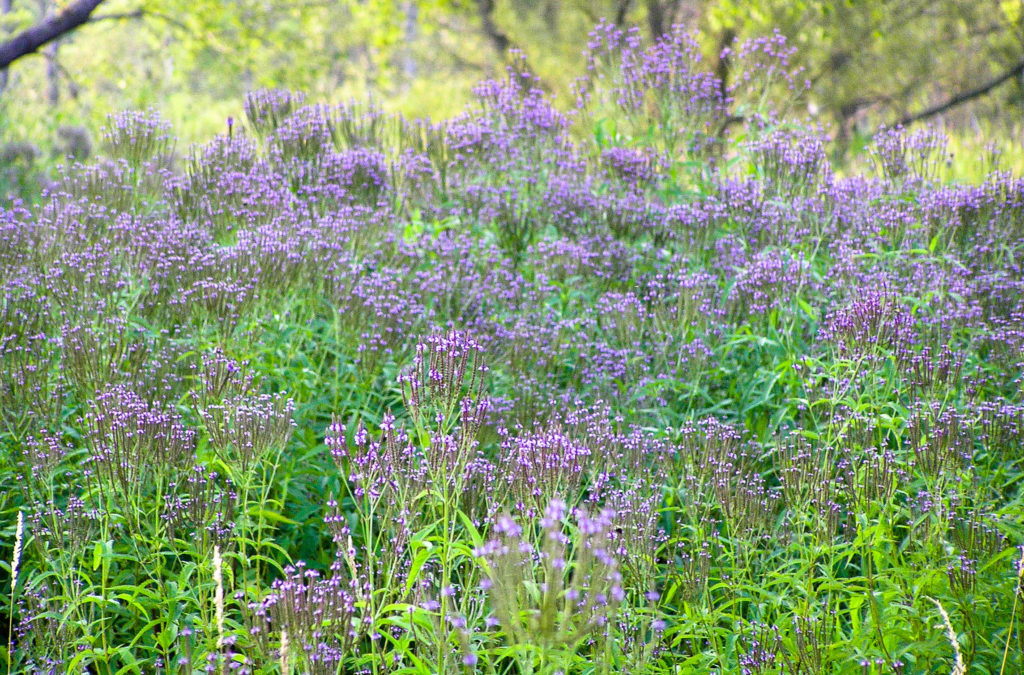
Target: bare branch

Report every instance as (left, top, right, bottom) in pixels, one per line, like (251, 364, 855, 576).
(0, 0, 105, 70)
(87, 8, 145, 24)
(891, 58, 1024, 128)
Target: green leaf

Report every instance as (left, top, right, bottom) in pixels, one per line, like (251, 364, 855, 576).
(246, 506, 298, 525)
(796, 297, 817, 321)
(405, 541, 436, 594)
(456, 510, 485, 552)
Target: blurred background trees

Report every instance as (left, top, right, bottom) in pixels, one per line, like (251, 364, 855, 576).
(1, 0, 1022, 189)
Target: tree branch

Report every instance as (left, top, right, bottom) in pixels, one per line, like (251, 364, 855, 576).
(0, 0, 105, 70)
(891, 58, 1024, 128)
(87, 8, 145, 24)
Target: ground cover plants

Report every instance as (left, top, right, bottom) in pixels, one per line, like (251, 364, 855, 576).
(1, 20, 1023, 675)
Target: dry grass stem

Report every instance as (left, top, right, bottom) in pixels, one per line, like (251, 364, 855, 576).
(999, 546, 1024, 675)
(213, 545, 225, 651)
(280, 629, 290, 675)
(7, 512, 23, 675)
(10, 512, 22, 592)
(931, 597, 966, 675)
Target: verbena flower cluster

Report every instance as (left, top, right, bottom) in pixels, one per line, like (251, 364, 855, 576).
(1, 19, 1022, 675)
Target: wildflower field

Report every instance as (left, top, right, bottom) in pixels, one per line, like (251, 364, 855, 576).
(2, 23, 1023, 675)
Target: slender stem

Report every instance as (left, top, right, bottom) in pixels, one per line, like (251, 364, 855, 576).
(6, 511, 20, 675)
(999, 547, 1024, 675)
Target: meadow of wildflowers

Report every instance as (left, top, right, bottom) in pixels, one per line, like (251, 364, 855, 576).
(2, 21, 1024, 675)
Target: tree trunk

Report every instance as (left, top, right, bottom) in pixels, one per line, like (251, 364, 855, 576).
(401, 2, 418, 84)
(36, 0, 58, 105)
(646, 0, 667, 39)
(613, 0, 632, 28)
(45, 41, 59, 105)
(714, 27, 736, 102)
(542, 0, 558, 32)
(646, 0, 701, 39)
(477, 0, 510, 56)
(0, 0, 13, 90)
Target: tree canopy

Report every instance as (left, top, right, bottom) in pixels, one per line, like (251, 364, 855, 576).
(0, 0, 1021, 155)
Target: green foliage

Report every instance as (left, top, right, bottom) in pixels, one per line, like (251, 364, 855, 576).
(1, 18, 1024, 672)
(2, 0, 1023, 189)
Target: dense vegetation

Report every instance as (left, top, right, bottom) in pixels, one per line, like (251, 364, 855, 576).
(2, 0, 1024, 195)
(2, 23, 1023, 674)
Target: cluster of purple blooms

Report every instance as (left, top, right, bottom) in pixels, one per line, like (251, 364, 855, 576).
(1, 18, 1023, 675)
